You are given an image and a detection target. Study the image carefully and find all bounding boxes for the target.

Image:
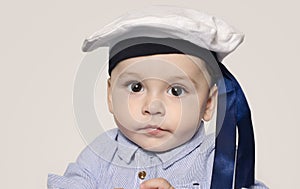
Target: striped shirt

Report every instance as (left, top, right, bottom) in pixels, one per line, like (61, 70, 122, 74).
(48, 127, 268, 189)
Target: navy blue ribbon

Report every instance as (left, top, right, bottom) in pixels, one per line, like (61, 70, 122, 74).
(211, 62, 255, 189)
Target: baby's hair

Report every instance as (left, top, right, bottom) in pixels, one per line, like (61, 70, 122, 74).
(202, 53, 221, 87)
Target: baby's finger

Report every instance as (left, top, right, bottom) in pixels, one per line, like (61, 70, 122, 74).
(140, 178, 174, 189)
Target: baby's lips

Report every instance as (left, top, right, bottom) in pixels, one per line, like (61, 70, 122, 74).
(141, 124, 168, 131)
(138, 124, 171, 134)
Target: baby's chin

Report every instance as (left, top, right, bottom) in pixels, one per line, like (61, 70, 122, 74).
(133, 137, 187, 153)
(127, 136, 174, 152)
(140, 144, 172, 152)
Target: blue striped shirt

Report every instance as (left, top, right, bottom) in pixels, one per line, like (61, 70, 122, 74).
(48, 127, 268, 189)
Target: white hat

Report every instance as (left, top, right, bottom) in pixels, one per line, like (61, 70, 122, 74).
(82, 5, 244, 61)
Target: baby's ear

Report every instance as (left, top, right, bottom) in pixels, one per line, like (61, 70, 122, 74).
(203, 85, 218, 121)
(107, 78, 114, 114)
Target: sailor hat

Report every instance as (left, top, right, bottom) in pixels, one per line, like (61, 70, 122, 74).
(82, 5, 244, 61)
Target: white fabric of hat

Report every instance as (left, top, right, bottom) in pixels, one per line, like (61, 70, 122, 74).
(82, 5, 244, 61)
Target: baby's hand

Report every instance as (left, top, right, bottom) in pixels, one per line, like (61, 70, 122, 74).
(140, 178, 174, 189)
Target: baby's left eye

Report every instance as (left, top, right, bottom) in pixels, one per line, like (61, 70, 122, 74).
(167, 86, 186, 97)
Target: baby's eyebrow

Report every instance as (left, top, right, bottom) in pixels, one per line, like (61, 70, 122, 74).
(118, 73, 199, 86)
(118, 72, 142, 79)
(168, 76, 198, 86)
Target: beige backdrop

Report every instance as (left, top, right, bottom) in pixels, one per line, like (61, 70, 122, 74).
(1, 0, 299, 188)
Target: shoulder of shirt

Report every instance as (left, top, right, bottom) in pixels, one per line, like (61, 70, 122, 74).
(76, 128, 119, 165)
(199, 133, 215, 156)
(89, 128, 119, 151)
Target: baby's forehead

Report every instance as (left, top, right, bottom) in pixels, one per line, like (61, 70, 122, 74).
(111, 53, 211, 86)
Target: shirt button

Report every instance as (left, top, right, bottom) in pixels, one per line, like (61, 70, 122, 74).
(138, 171, 146, 180)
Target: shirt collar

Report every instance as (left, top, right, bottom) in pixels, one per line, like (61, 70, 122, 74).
(116, 131, 139, 164)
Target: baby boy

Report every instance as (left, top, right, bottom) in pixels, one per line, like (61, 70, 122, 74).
(48, 6, 268, 189)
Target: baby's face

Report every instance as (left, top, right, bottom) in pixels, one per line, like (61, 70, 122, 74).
(107, 54, 217, 152)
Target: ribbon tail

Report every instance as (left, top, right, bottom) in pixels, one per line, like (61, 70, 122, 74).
(210, 63, 255, 189)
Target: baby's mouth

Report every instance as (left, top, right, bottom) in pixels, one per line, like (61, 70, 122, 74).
(138, 125, 169, 136)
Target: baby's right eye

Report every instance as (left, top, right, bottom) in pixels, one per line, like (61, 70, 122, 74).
(127, 81, 144, 93)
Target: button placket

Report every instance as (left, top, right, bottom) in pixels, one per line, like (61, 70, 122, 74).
(136, 151, 147, 186)
(136, 150, 159, 184)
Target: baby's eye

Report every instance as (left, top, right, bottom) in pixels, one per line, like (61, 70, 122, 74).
(167, 86, 186, 97)
(128, 82, 144, 93)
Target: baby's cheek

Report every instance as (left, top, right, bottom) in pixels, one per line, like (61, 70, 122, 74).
(128, 96, 146, 122)
(164, 100, 181, 123)
(182, 96, 201, 120)
(174, 97, 201, 136)
(112, 91, 135, 127)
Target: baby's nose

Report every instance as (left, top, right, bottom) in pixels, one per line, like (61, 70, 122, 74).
(142, 99, 165, 116)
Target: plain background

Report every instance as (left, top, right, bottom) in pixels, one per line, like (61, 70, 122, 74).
(1, 0, 299, 188)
